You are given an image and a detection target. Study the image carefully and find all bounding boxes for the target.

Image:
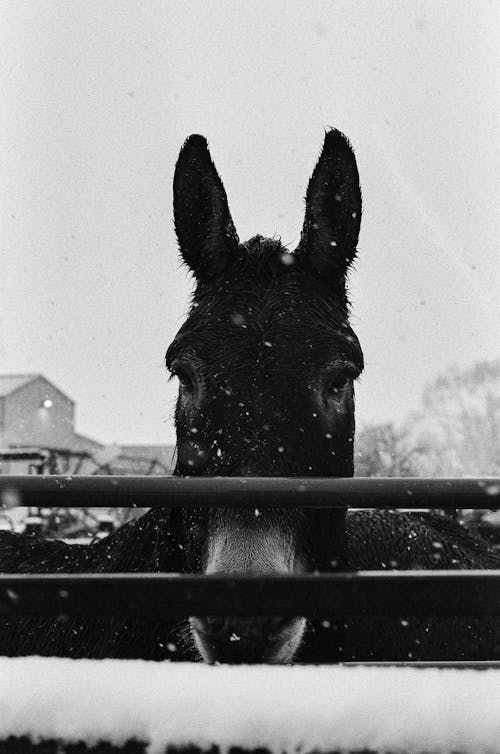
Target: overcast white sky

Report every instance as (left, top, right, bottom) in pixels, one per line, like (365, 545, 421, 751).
(1, 0, 499, 445)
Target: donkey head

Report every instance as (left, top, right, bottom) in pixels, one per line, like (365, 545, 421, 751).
(167, 130, 363, 662)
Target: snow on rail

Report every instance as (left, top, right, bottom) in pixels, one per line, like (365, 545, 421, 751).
(0, 658, 499, 753)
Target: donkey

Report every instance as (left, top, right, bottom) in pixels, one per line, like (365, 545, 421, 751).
(167, 131, 500, 663)
(168, 129, 362, 662)
(0, 130, 499, 662)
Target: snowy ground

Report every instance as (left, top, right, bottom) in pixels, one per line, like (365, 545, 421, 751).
(0, 658, 499, 753)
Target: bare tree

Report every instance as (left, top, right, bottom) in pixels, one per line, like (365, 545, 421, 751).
(404, 360, 500, 477)
(355, 423, 419, 477)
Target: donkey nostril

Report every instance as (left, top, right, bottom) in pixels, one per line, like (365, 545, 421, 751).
(204, 616, 226, 633)
(263, 617, 296, 638)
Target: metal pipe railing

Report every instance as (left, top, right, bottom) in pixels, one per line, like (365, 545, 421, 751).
(1, 571, 500, 618)
(1, 475, 499, 509)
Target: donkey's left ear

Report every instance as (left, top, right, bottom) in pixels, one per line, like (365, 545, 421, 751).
(174, 135, 239, 281)
(296, 129, 362, 279)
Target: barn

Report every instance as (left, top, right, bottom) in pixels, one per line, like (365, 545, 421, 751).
(0, 374, 176, 477)
(0, 374, 103, 475)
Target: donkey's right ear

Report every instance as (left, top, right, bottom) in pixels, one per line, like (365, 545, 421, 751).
(173, 135, 239, 280)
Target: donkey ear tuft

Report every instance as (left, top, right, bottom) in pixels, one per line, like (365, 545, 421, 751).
(297, 129, 362, 280)
(174, 135, 239, 281)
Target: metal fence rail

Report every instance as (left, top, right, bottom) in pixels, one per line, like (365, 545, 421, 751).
(0, 476, 499, 628)
(1, 475, 498, 749)
(1, 475, 499, 509)
(1, 571, 500, 618)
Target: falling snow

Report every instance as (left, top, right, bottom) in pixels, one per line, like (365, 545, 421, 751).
(231, 313, 246, 326)
(280, 252, 295, 266)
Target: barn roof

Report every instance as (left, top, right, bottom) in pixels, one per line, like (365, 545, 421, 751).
(0, 374, 39, 397)
(0, 374, 74, 404)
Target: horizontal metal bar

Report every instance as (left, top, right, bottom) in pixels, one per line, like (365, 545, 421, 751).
(0, 571, 500, 617)
(343, 661, 500, 669)
(1, 475, 499, 509)
(0, 450, 47, 461)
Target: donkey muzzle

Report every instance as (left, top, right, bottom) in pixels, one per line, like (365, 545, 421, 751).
(190, 615, 306, 664)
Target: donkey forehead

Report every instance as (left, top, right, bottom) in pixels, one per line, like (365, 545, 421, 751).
(168, 286, 362, 369)
(167, 236, 363, 367)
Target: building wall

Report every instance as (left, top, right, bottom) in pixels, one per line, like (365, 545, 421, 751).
(0, 375, 172, 478)
(0, 377, 79, 474)
(1, 377, 75, 449)
(117, 445, 176, 474)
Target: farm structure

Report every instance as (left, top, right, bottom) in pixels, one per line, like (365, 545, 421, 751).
(0, 375, 101, 474)
(0, 374, 175, 477)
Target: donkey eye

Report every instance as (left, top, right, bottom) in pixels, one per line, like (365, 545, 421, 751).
(324, 376, 349, 398)
(170, 361, 196, 394)
(178, 371, 195, 392)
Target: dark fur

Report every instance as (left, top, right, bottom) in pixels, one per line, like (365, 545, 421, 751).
(303, 511, 500, 662)
(0, 130, 498, 661)
(0, 510, 189, 659)
(0, 510, 499, 660)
